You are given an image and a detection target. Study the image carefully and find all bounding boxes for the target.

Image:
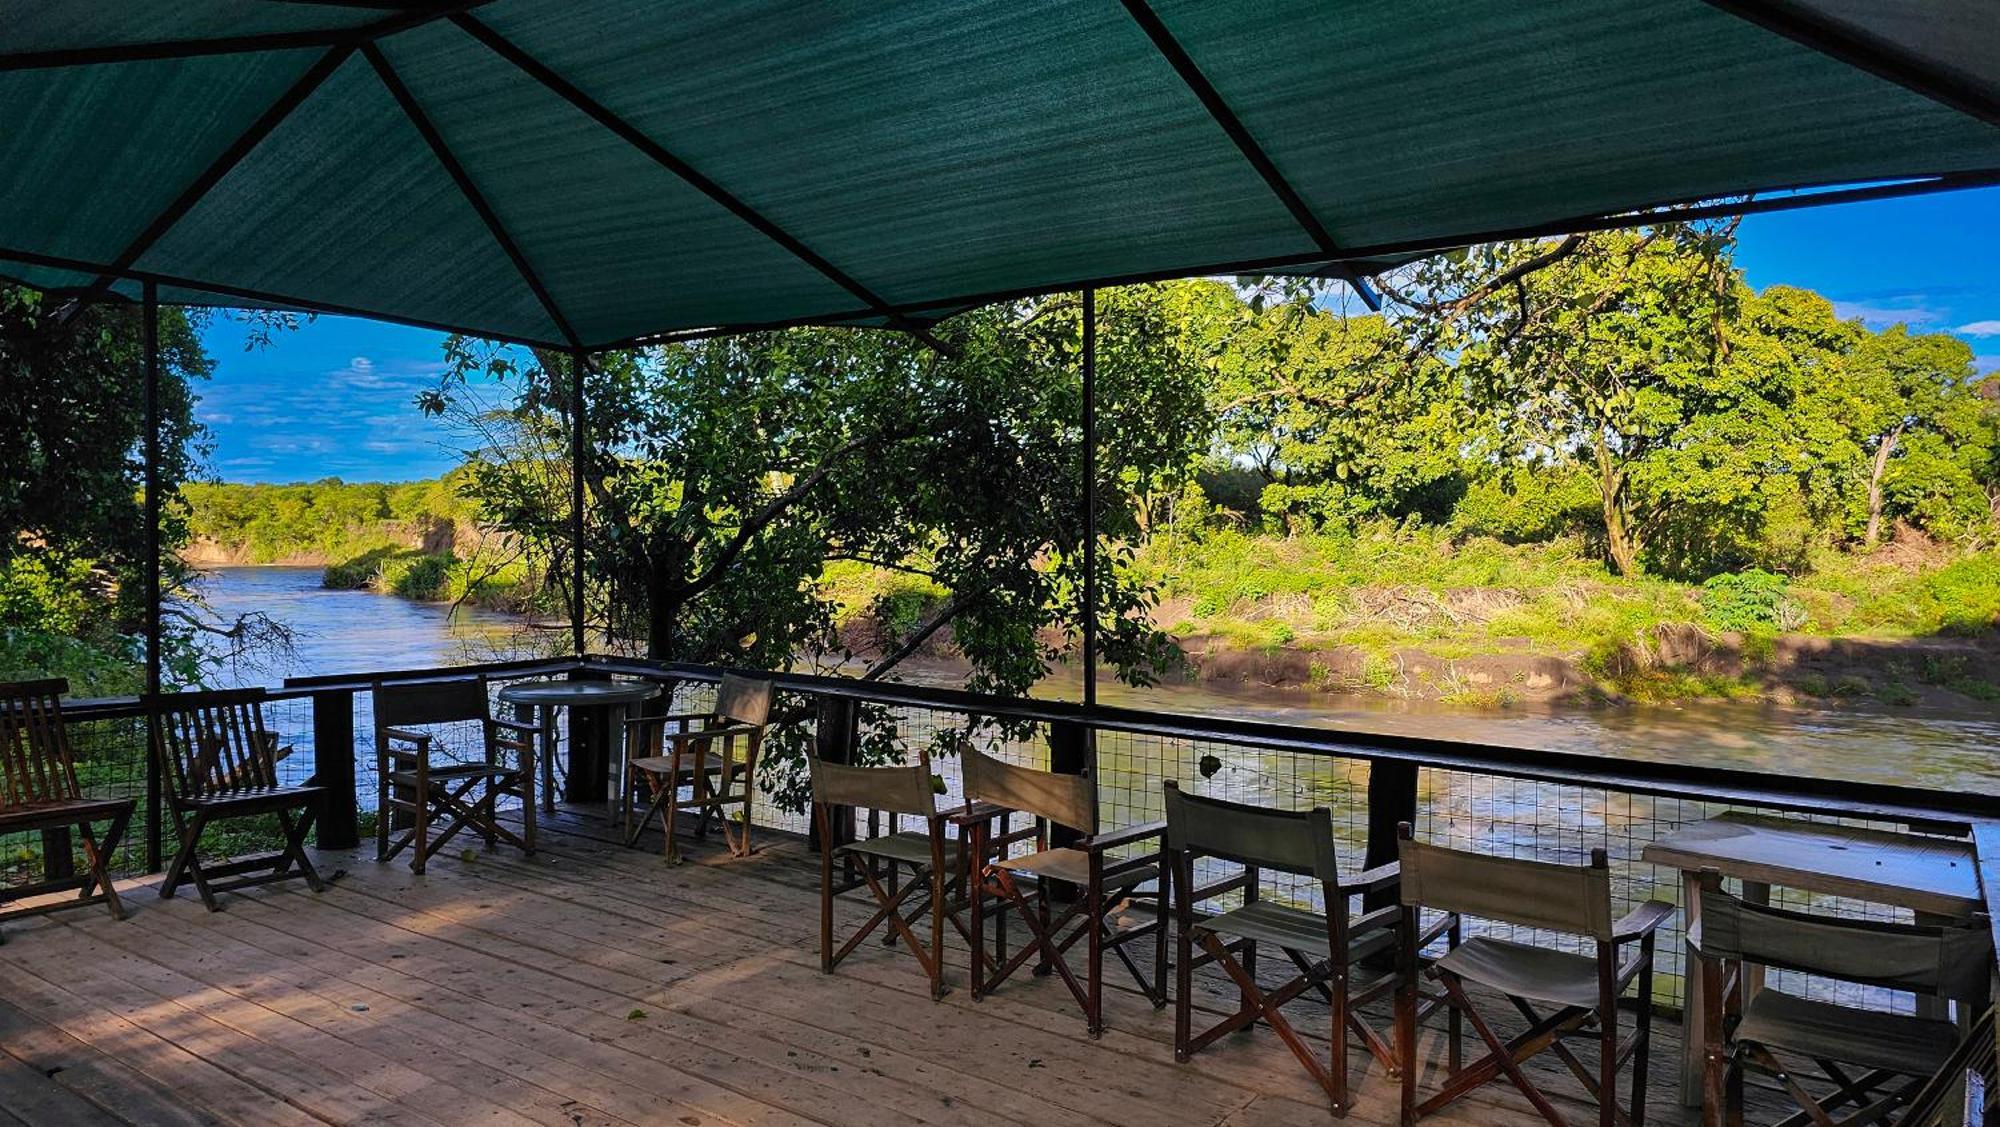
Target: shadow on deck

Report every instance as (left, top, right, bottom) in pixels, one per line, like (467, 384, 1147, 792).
(0, 806, 1773, 1126)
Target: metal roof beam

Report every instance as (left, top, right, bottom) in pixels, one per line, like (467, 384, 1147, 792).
(449, 12, 957, 356)
(1116, 0, 1381, 311)
(365, 42, 583, 349)
(1702, 0, 2000, 130)
(0, 4, 490, 72)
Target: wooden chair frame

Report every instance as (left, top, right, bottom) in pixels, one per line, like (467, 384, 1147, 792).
(1395, 824, 1672, 1127)
(1695, 869, 1994, 1127)
(812, 748, 952, 1000)
(152, 688, 325, 912)
(956, 743, 1168, 1037)
(1165, 780, 1406, 1115)
(0, 678, 132, 940)
(623, 673, 771, 861)
(374, 678, 537, 875)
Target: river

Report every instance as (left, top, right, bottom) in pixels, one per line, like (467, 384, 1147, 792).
(196, 565, 2000, 796)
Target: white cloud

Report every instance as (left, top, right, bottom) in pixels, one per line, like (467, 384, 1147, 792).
(1832, 300, 1942, 328)
(1955, 320, 2000, 337)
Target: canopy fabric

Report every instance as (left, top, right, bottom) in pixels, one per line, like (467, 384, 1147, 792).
(1, 1, 1996, 351)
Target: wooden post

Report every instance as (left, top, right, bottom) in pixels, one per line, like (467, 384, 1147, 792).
(1046, 718, 1092, 901)
(312, 689, 358, 849)
(1363, 758, 1419, 912)
(809, 694, 858, 856)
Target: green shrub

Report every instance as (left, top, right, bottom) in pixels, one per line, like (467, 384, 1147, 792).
(1699, 569, 1791, 632)
(384, 554, 452, 601)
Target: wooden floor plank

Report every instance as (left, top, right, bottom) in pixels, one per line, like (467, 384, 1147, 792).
(0, 804, 1769, 1127)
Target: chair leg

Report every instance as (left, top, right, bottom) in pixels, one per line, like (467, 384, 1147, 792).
(1086, 868, 1104, 1038)
(161, 808, 206, 901)
(78, 811, 128, 922)
(817, 806, 835, 975)
(1173, 860, 1195, 1063)
(278, 806, 327, 893)
(929, 842, 948, 1001)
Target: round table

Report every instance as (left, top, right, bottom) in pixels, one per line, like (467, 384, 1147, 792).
(497, 679, 661, 817)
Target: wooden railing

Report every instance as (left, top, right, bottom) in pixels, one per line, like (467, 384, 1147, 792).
(34, 653, 2000, 1006)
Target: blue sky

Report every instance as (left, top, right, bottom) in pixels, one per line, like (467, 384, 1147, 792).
(195, 186, 2000, 484)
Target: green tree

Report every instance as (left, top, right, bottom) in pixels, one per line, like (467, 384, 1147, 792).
(1840, 326, 1979, 547)
(1393, 225, 1772, 577)
(1212, 299, 1468, 531)
(426, 284, 1210, 700)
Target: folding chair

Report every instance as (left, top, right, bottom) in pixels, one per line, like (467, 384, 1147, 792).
(811, 748, 951, 1000)
(1164, 780, 1406, 1115)
(152, 688, 326, 911)
(1695, 869, 1993, 1127)
(0, 678, 132, 940)
(623, 673, 771, 860)
(374, 678, 536, 875)
(1395, 824, 1673, 1127)
(960, 743, 1167, 1037)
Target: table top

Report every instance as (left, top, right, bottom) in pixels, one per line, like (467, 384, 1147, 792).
(1642, 810, 1980, 918)
(496, 679, 661, 707)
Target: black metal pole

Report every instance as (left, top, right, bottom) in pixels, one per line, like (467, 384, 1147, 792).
(1081, 288, 1098, 709)
(142, 281, 163, 872)
(569, 350, 587, 657)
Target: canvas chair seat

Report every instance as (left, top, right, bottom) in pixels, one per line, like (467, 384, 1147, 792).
(839, 830, 939, 868)
(627, 751, 746, 779)
(1735, 989, 1961, 1078)
(1200, 899, 1398, 964)
(993, 845, 1155, 892)
(1433, 936, 1604, 1009)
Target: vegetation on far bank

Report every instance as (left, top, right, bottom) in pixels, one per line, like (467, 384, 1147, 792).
(184, 475, 556, 615)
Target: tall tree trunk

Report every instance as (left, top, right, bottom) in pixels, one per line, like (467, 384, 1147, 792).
(1594, 441, 1639, 576)
(1864, 423, 1904, 549)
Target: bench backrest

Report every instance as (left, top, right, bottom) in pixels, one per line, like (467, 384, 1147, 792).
(715, 674, 772, 727)
(1164, 780, 1338, 882)
(1399, 832, 1615, 941)
(152, 688, 281, 800)
(373, 677, 491, 730)
(1698, 871, 1993, 1004)
(0, 678, 79, 808)
(962, 743, 1095, 835)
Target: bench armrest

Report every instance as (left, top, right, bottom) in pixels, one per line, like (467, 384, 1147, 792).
(1082, 819, 1167, 853)
(1337, 861, 1400, 897)
(1613, 900, 1676, 943)
(947, 800, 1015, 828)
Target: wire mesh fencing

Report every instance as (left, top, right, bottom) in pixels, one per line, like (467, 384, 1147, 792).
(15, 670, 1965, 1018)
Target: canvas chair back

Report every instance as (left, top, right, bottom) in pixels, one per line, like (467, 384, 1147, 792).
(961, 743, 1096, 835)
(715, 674, 772, 727)
(810, 756, 935, 819)
(153, 688, 279, 800)
(1164, 780, 1338, 882)
(0, 677, 79, 807)
(1399, 835, 1615, 941)
(374, 677, 490, 730)
(1699, 872, 1993, 1004)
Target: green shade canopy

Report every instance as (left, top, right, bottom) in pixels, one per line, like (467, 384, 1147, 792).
(1, 1, 1996, 351)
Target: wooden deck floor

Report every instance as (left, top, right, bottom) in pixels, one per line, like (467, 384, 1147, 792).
(0, 807, 1750, 1126)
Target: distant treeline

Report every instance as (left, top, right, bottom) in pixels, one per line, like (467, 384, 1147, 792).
(183, 475, 474, 563)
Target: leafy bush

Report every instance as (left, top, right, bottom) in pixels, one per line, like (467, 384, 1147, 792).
(1699, 569, 1794, 632)
(384, 554, 452, 601)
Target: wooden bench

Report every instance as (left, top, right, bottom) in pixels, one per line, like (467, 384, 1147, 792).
(0, 678, 132, 941)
